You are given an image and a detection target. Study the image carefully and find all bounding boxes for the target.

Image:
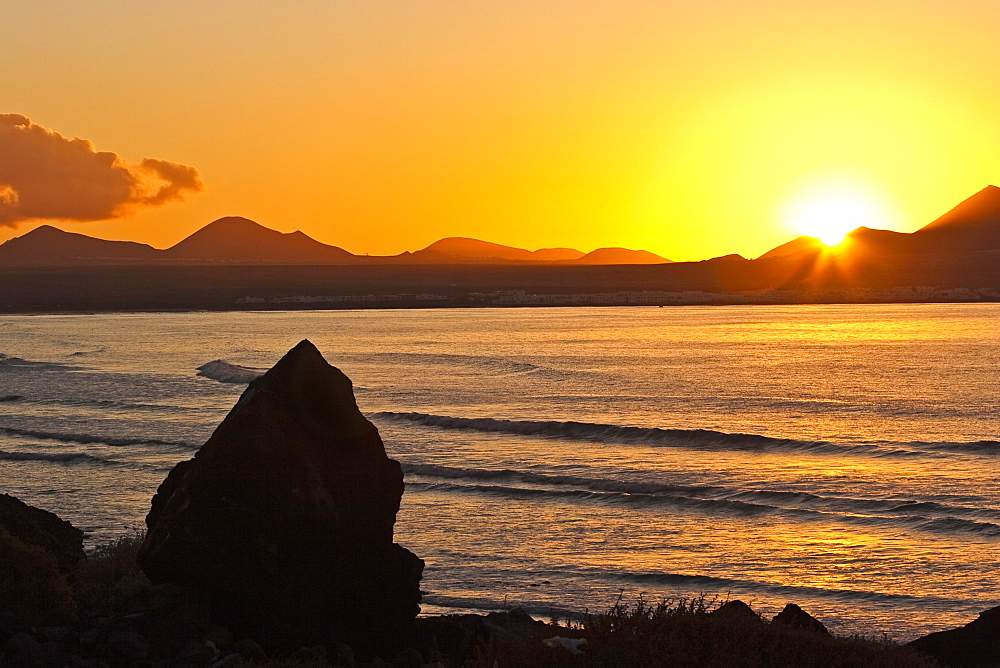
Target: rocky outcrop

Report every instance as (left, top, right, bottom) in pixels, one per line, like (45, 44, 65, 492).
(0, 493, 84, 573)
(136, 340, 423, 650)
(907, 605, 1000, 667)
(772, 603, 829, 635)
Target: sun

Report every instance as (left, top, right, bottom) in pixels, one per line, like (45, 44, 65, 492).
(782, 180, 893, 246)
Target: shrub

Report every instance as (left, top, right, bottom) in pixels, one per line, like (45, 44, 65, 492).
(72, 526, 152, 617)
(476, 596, 937, 668)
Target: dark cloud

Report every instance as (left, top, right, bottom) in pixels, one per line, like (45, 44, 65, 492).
(0, 114, 203, 227)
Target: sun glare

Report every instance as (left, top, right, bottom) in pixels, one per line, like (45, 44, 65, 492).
(783, 180, 893, 246)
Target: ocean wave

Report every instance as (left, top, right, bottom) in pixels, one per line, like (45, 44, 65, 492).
(69, 348, 105, 357)
(919, 440, 1000, 455)
(196, 360, 265, 384)
(574, 567, 962, 605)
(31, 397, 195, 413)
(402, 462, 722, 496)
(405, 477, 1000, 538)
(0, 449, 121, 466)
(0, 426, 196, 449)
(2, 395, 195, 412)
(410, 480, 793, 517)
(424, 566, 968, 615)
(403, 462, 1000, 523)
(357, 352, 571, 379)
(0, 354, 79, 371)
(378, 412, 868, 456)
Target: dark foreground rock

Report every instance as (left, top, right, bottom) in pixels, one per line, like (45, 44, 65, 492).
(907, 605, 1000, 667)
(137, 340, 424, 653)
(0, 492, 84, 573)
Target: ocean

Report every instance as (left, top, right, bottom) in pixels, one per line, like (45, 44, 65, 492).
(1, 304, 998, 641)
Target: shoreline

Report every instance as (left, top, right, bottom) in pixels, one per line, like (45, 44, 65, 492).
(3, 297, 1000, 317)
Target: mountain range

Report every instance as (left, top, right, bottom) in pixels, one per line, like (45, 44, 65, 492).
(0, 218, 671, 266)
(3, 185, 1000, 277)
(4, 186, 1000, 313)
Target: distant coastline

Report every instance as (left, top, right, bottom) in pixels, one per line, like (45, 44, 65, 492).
(3, 260, 1000, 314)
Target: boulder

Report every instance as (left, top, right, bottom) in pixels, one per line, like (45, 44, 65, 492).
(137, 340, 423, 649)
(0, 493, 84, 573)
(771, 603, 829, 635)
(907, 605, 1000, 667)
(709, 600, 762, 624)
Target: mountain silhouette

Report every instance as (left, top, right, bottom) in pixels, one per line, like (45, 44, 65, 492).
(0, 225, 159, 264)
(415, 237, 585, 262)
(568, 247, 670, 264)
(412, 238, 670, 264)
(911, 185, 1000, 252)
(163, 217, 355, 263)
(0, 219, 669, 266)
(757, 236, 825, 260)
(920, 185, 1000, 232)
(758, 186, 1000, 260)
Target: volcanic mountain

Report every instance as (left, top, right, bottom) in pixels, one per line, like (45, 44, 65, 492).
(570, 247, 670, 264)
(0, 219, 672, 266)
(412, 237, 585, 262)
(912, 185, 1000, 252)
(758, 236, 825, 260)
(0, 225, 159, 264)
(163, 217, 356, 263)
(409, 237, 670, 264)
(758, 185, 1000, 260)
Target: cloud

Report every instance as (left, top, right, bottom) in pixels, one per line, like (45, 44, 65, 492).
(0, 114, 203, 227)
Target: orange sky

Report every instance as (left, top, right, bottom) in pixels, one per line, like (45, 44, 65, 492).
(4, 0, 1000, 260)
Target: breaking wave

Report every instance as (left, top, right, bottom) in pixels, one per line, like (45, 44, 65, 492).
(196, 360, 265, 384)
(352, 352, 573, 379)
(920, 440, 1000, 455)
(402, 462, 722, 497)
(569, 566, 966, 606)
(401, 463, 1000, 536)
(406, 479, 1000, 538)
(378, 412, 884, 456)
(379, 412, 996, 459)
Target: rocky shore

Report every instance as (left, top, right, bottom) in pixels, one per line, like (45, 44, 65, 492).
(1, 341, 995, 666)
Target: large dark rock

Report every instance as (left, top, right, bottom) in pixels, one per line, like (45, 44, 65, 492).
(907, 606, 1000, 667)
(137, 340, 423, 649)
(0, 493, 84, 573)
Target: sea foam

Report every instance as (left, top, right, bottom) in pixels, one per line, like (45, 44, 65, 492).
(196, 360, 265, 384)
